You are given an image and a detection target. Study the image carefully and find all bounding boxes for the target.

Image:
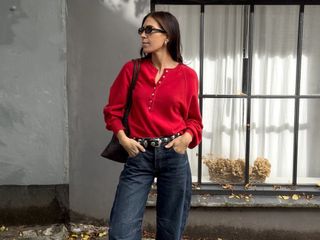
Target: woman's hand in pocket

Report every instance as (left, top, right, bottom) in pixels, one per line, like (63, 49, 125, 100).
(117, 130, 145, 157)
(165, 132, 192, 154)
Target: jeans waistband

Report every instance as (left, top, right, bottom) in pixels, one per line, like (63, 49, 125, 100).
(133, 133, 181, 148)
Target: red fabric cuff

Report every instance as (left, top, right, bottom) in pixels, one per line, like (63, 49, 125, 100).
(110, 120, 124, 135)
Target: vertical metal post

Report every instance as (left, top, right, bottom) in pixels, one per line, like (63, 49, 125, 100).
(242, 5, 249, 95)
(244, 4, 254, 184)
(150, 0, 155, 12)
(292, 5, 304, 185)
(198, 4, 205, 185)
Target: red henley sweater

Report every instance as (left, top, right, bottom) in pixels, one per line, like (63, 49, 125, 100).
(103, 58, 203, 148)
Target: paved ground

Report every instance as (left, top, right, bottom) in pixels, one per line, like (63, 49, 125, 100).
(0, 223, 158, 240)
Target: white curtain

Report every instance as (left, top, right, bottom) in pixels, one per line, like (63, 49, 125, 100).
(202, 5, 246, 182)
(298, 6, 320, 183)
(156, 4, 320, 184)
(250, 5, 299, 184)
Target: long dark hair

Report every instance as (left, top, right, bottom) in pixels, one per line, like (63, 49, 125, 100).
(139, 11, 183, 63)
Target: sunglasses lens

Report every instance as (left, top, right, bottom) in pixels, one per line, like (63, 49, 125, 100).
(138, 27, 144, 35)
(144, 26, 153, 34)
(138, 26, 164, 35)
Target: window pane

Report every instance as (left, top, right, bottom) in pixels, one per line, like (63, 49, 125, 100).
(298, 99, 320, 184)
(186, 147, 199, 183)
(204, 5, 244, 95)
(202, 98, 247, 184)
(301, 6, 320, 95)
(250, 99, 295, 184)
(155, 5, 200, 73)
(252, 6, 299, 95)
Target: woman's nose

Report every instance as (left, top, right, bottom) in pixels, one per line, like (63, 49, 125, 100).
(140, 31, 147, 38)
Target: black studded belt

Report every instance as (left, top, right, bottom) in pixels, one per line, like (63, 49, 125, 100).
(134, 133, 181, 148)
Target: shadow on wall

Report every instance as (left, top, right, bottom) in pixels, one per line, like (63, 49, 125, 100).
(100, 0, 149, 26)
(0, 0, 28, 45)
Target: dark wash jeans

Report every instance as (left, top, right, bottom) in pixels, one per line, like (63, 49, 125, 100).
(108, 145, 192, 240)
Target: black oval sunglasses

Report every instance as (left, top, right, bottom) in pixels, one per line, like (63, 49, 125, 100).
(138, 25, 166, 35)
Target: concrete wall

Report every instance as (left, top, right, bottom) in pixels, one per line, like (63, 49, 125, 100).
(0, 0, 68, 225)
(144, 207, 320, 240)
(66, 0, 149, 221)
(0, 0, 68, 185)
(0, 0, 149, 225)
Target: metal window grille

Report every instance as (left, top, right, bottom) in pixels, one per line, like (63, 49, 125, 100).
(151, 0, 320, 196)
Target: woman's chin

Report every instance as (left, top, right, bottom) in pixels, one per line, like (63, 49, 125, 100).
(142, 49, 152, 54)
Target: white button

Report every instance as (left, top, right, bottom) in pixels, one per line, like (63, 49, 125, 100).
(154, 87, 156, 89)
(163, 75, 165, 78)
(165, 70, 168, 73)
(148, 107, 151, 110)
(152, 93, 154, 96)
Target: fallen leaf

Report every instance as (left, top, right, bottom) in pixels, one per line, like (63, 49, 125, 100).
(99, 231, 107, 237)
(292, 194, 300, 200)
(192, 183, 201, 190)
(279, 195, 290, 200)
(222, 184, 234, 190)
(229, 193, 235, 199)
(273, 185, 281, 190)
(245, 195, 251, 202)
(305, 194, 314, 200)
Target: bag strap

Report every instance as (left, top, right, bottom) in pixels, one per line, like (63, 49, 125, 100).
(122, 58, 141, 136)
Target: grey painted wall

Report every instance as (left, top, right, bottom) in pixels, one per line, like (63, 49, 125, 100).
(0, 0, 68, 185)
(67, 0, 149, 221)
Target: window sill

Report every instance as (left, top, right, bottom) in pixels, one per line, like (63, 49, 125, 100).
(146, 193, 320, 208)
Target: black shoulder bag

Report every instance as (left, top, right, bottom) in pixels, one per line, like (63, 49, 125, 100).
(100, 59, 141, 163)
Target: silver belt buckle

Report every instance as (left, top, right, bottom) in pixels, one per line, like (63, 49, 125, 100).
(137, 139, 148, 148)
(150, 138, 162, 147)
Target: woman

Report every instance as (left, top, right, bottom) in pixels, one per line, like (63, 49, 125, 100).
(104, 11, 203, 240)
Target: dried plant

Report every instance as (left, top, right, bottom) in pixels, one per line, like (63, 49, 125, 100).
(203, 155, 271, 184)
(250, 157, 271, 182)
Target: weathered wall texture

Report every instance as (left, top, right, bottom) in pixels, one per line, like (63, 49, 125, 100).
(66, 0, 149, 221)
(0, 0, 68, 185)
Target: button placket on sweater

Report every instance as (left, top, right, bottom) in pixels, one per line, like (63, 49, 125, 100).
(148, 70, 169, 111)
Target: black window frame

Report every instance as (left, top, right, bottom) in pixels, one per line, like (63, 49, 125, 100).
(151, 0, 320, 196)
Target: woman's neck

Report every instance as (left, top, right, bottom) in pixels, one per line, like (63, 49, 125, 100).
(151, 52, 178, 71)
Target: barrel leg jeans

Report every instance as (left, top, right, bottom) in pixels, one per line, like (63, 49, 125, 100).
(108, 146, 192, 240)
